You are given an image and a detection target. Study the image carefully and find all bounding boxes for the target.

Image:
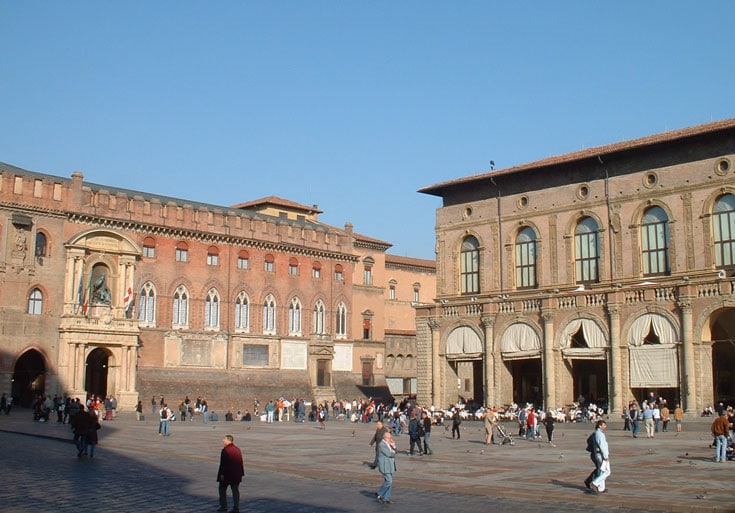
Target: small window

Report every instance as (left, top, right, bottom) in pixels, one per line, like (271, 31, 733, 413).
(35, 232, 47, 257)
(288, 257, 299, 276)
(207, 246, 219, 266)
(237, 249, 250, 270)
(336, 302, 347, 339)
(413, 284, 420, 303)
(142, 237, 156, 258)
(312, 261, 321, 278)
(175, 241, 188, 262)
(28, 288, 43, 314)
(334, 264, 344, 282)
(389, 280, 397, 300)
(264, 254, 275, 273)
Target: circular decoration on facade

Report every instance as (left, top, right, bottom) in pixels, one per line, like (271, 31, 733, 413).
(643, 172, 658, 189)
(577, 184, 590, 200)
(463, 206, 473, 218)
(517, 195, 529, 209)
(715, 158, 731, 176)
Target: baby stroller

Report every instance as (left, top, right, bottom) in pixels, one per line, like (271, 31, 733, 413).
(495, 423, 515, 445)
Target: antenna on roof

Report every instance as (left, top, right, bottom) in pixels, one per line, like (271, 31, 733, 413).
(489, 160, 495, 171)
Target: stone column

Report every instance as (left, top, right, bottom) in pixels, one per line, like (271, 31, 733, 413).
(481, 314, 496, 407)
(427, 318, 442, 407)
(541, 312, 556, 410)
(678, 300, 696, 413)
(606, 306, 623, 414)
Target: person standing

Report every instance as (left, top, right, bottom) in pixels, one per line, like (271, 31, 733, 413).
(584, 420, 610, 494)
(70, 404, 88, 457)
(217, 434, 244, 513)
(642, 404, 655, 438)
(674, 404, 684, 432)
(660, 401, 670, 432)
(368, 421, 389, 468)
(376, 431, 397, 504)
(711, 410, 730, 463)
(408, 414, 422, 456)
(483, 410, 494, 445)
(451, 411, 462, 439)
(135, 400, 143, 421)
(151, 396, 157, 414)
(421, 411, 433, 455)
(160, 404, 172, 437)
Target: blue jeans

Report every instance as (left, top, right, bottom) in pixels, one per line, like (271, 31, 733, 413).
(161, 420, 170, 436)
(631, 421, 640, 437)
(378, 471, 393, 500)
(715, 434, 728, 462)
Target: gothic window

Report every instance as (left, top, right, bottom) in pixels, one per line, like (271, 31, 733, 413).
(234, 291, 249, 331)
(263, 294, 276, 334)
(313, 300, 326, 335)
(336, 302, 347, 339)
(172, 285, 189, 327)
(204, 288, 220, 329)
(138, 282, 156, 325)
(713, 194, 735, 268)
(288, 297, 302, 335)
(27, 288, 43, 314)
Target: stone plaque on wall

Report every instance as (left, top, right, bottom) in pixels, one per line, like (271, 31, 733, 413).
(332, 343, 353, 371)
(181, 339, 212, 366)
(281, 340, 307, 370)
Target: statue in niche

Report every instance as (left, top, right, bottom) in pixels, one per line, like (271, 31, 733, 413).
(92, 272, 112, 305)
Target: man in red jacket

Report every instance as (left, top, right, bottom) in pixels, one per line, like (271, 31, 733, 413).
(217, 434, 245, 513)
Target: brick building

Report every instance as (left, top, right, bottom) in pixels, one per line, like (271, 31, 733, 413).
(0, 164, 434, 411)
(415, 118, 735, 415)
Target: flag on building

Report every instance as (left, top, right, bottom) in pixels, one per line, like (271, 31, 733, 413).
(76, 272, 84, 312)
(123, 278, 134, 317)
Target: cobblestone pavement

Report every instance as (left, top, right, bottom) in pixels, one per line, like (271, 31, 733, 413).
(0, 410, 732, 513)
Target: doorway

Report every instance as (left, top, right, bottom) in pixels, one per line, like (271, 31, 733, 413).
(85, 348, 110, 399)
(12, 350, 46, 407)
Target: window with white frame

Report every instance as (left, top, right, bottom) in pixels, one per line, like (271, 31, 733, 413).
(575, 216, 600, 283)
(313, 300, 326, 335)
(264, 254, 275, 273)
(389, 280, 397, 300)
(363, 257, 374, 285)
(142, 236, 156, 258)
(336, 302, 347, 339)
(175, 241, 188, 262)
(312, 261, 321, 278)
(515, 227, 537, 288)
(460, 236, 480, 294)
(27, 288, 43, 314)
(334, 264, 344, 282)
(207, 246, 219, 266)
(204, 288, 220, 329)
(138, 282, 156, 325)
(172, 285, 189, 327)
(237, 249, 249, 270)
(263, 294, 276, 334)
(288, 297, 302, 335)
(234, 291, 249, 331)
(641, 206, 670, 276)
(713, 194, 735, 268)
(288, 257, 299, 276)
(413, 283, 420, 303)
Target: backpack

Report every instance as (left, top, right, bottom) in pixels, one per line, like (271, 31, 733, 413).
(585, 432, 596, 452)
(161, 408, 168, 420)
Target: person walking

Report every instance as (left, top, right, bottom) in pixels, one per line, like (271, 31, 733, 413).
(483, 410, 495, 445)
(217, 434, 244, 513)
(408, 414, 423, 455)
(711, 410, 730, 463)
(368, 421, 389, 469)
(135, 400, 143, 421)
(70, 404, 88, 457)
(85, 408, 101, 458)
(376, 431, 397, 504)
(660, 402, 670, 432)
(584, 420, 610, 494)
(543, 411, 556, 446)
(642, 404, 655, 438)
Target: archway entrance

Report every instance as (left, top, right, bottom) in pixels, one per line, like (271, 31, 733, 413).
(85, 348, 110, 399)
(449, 359, 484, 408)
(12, 350, 46, 407)
(712, 342, 735, 405)
(571, 359, 608, 405)
(510, 358, 542, 406)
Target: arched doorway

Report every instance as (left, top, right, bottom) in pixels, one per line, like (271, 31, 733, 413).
(85, 348, 110, 399)
(710, 308, 735, 405)
(560, 319, 609, 406)
(12, 350, 46, 407)
(510, 359, 543, 405)
(444, 326, 484, 407)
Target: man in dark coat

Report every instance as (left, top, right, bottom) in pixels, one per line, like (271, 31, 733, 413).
(217, 434, 244, 513)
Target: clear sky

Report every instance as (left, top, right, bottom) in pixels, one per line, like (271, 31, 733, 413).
(2, 2, 733, 260)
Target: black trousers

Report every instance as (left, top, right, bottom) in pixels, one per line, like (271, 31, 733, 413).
(219, 481, 240, 511)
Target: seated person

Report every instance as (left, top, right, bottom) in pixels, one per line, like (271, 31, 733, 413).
(209, 410, 219, 421)
(242, 410, 252, 421)
(225, 410, 234, 421)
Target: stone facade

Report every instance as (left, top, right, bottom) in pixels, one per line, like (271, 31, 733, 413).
(416, 118, 735, 415)
(0, 164, 435, 411)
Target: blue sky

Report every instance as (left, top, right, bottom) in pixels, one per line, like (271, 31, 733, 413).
(2, 2, 733, 260)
